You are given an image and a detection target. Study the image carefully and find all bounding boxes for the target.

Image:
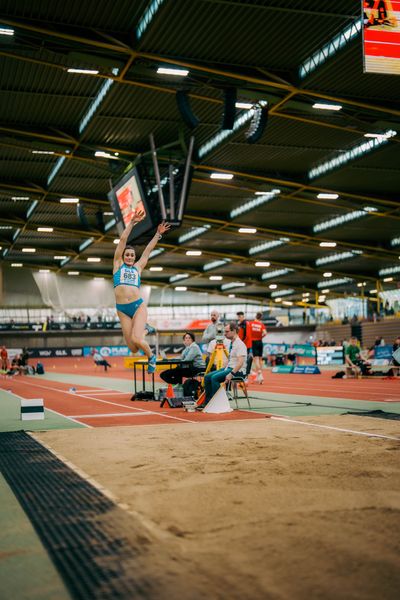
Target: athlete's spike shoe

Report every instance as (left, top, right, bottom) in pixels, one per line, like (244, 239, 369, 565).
(148, 354, 157, 373)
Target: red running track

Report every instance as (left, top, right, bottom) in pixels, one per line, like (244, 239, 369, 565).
(0, 374, 265, 428)
(33, 357, 400, 403)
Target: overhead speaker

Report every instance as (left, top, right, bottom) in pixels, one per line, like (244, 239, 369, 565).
(95, 209, 105, 233)
(108, 158, 122, 175)
(76, 203, 90, 229)
(245, 103, 269, 144)
(221, 88, 237, 130)
(176, 90, 200, 130)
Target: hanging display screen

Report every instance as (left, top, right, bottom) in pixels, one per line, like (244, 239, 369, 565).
(363, 1, 400, 74)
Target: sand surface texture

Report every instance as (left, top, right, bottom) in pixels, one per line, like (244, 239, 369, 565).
(35, 415, 400, 600)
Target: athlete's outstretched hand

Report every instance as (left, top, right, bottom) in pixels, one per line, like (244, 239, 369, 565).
(132, 208, 145, 224)
(157, 221, 171, 235)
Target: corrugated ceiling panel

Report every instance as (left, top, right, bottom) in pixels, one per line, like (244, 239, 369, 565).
(138, 0, 356, 70)
(0, 0, 149, 31)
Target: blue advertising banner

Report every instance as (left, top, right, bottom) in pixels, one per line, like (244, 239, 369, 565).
(374, 345, 393, 360)
(83, 345, 131, 357)
(292, 365, 321, 374)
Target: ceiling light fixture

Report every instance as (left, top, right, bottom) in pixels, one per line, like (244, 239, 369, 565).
(299, 19, 361, 79)
(22, 248, 36, 253)
(209, 275, 223, 281)
(309, 130, 396, 180)
(198, 108, 256, 159)
(269, 284, 277, 289)
(94, 151, 119, 159)
(60, 197, 79, 203)
(383, 277, 393, 282)
(67, 68, 99, 75)
(157, 67, 189, 76)
(54, 255, 67, 260)
(37, 227, 54, 232)
(203, 258, 231, 271)
(312, 103, 342, 111)
(136, 0, 166, 39)
(47, 156, 66, 186)
(178, 225, 211, 244)
(317, 277, 352, 288)
(31, 150, 55, 155)
(235, 102, 253, 109)
(238, 227, 257, 233)
(149, 248, 165, 259)
(255, 261, 270, 267)
(210, 172, 234, 180)
(79, 238, 94, 252)
(67, 271, 80, 275)
(313, 209, 371, 233)
(261, 268, 294, 280)
(11, 263, 23, 267)
(0, 26, 14, 36)
(271, 289, 294, 298)
(87, 257, 101, 262)
(186, 250, 202, 256)
(317, 193, 339, 199)
(364, 132, 394, 138)
(319, 242, 337, 247)
(169, 273, 190, 283)
(323, 272, 332, 277)
(78, 68, 119, 135)
(230, 189, 280, 219)
(379, 265, 400, 277)
(149, 266, 163, 271)
(249, 237, 290, 256)
(11, 196, 30, 200)
(175, 286, 187, 291)
(316, 250, 362, 266)
(221, 282, 246, 291)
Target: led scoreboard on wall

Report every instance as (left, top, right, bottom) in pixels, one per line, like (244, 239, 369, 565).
(363, 1, 400, 74)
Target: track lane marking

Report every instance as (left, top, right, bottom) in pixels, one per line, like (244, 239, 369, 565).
(12, 379, 198, 424)
(270, 416, 400, 441)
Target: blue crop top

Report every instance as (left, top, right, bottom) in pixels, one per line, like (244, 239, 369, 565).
(113, 264, 141, 288)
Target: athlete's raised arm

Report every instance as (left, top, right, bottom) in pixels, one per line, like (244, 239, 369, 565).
(135, 221, 171, 271)
(113, 209, 145, 269)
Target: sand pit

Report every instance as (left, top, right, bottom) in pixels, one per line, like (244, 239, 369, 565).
(35, 415, 400, 599)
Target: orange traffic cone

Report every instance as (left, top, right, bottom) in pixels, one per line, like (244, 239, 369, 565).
(166, 383, 175, 399)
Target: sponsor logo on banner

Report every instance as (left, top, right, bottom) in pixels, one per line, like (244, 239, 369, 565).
(292, 365, 321, 374)
(71, 348, 83, 356)
(83, 345, 131, 357)
(55, 349, 68, 356)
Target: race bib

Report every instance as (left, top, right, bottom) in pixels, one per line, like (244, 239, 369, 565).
(120, 267, 139, 286)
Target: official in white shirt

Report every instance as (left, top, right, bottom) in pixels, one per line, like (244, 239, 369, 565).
(199, 322, 247, 409)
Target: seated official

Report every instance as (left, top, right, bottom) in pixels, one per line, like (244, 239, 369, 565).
(198, 322, 247, 409)
(92, 350, 112, 372)
(160, 332, 205, 385)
